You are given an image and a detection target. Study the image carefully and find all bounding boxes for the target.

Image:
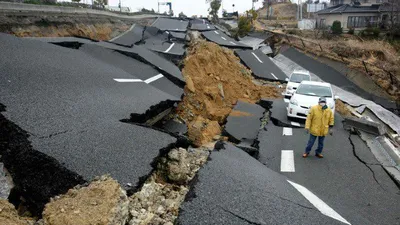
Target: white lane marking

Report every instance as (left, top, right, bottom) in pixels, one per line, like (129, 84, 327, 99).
(271, 73, 278, 80)
(251, 52, 263, 64)
(207, 25, 211, 29)
(110, 24, 136, 41)
(230, 41, 237, 45)
(283, 127, 293, 136)
(203, 19, 205, 24)
(284, 98, 290, 103)
(164, 43, 175, 53)
(113, 79, 142, 83)
(291, 121, 301, 127)
(281, 150, 295, 172)
(214, 31, 219, 34)
(144, 74, 164, 84)
(287, 180, 351, 225)
(221, 37, 227, 40)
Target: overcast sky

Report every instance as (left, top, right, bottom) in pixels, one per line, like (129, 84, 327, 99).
(107, 0, 265, 17)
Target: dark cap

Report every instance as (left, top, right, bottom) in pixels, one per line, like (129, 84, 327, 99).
(318, 97, 327, 103)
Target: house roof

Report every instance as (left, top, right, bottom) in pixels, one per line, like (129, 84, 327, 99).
(316, 4, 390, 15)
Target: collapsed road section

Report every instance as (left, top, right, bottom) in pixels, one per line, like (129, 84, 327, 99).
(0, 33, 181, 215)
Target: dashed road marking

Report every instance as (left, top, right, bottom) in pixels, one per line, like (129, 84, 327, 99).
(251, 52, 263, 64)
(164, 43, 175, 53)
(291, 122, 301, 127)
(203, 19, 205, 24)
(144, 74, 164, 84)
(214, 31, 219, 34)
(207, 25, 211, 29)
(283, 127, 293, 136)
(287, 180, 351, 225)
(230, 41, 237, 45)
(271, 73, 278, 80)
(221, 37, 227, 40)
(113, 79, 142, 83)
(281, 150, 295, 172)
(110, 24, 136, 42)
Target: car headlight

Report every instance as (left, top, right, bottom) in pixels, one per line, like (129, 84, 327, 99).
(290, 99, 298, 106)
(287, 86, 293, 90)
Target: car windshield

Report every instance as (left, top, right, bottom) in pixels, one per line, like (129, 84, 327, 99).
(296, 84, 332, 97)
(290, 73, 310, 83)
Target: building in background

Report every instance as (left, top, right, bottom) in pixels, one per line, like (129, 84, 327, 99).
(316, 0, 395, 30)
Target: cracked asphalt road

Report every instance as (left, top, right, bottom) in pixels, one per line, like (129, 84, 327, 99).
(258, 99, 400, 225)
(0, 33, 178, 211)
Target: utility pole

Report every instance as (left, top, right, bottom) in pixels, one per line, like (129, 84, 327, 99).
(119, 0, 121, 12)
(158, 0, 160, 13)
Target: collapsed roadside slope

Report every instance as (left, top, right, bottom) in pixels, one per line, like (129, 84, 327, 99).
(177, 40, 282, 146)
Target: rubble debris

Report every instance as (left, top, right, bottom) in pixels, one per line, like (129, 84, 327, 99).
(177, 41, 281, 145)
(188, 116, 221, 147)
(42, 175, 129, 225)
(129, 146, 212, 225)
(335, 99, 352, 117)
(0, 200, 33, 225)
(0, 162, 13, 200)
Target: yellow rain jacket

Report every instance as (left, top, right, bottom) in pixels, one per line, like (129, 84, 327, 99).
(305, 105, 334, 137)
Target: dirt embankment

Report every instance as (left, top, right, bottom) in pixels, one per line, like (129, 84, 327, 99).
(0, 14, 154, 40)
(273, 31, 400, 101)
(176, 40, 282, 146)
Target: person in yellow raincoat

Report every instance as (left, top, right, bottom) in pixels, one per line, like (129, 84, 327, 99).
(303, 97, 334, 158)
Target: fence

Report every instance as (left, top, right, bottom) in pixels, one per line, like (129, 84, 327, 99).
(278, 32, 400, 90)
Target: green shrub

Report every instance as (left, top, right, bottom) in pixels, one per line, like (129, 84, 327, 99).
(360, 27, 381, 38)
(236, 16, 252, 37)
(348, 27, 355, 35)
(331, 21, 343, 35)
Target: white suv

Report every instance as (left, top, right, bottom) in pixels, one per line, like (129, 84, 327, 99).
(285, 70, 311, 98)
(287, 81, 337, 120)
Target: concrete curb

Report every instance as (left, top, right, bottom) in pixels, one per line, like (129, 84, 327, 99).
(343, 117, 386, 136)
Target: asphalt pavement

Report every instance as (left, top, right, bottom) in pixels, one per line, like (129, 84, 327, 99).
(235, 49, 287, 81)
(259, 98, 400, 225)
(0, 33, 178, 212)
(202, 30, 251, 49)
(110, 24, 144, 47)
(152, 17, 189, 32)
(177, 142, 344, 225)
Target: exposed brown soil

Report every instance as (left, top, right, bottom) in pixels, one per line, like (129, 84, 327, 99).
(42, 176, 129, 225)
(274, 31, 400, 100)
(229, 110, 254, 117)
(335, 99, 352, 117)
(0, 15, 154, 40)
(176, 41, 282, 146)
(0, 200, 33, 225)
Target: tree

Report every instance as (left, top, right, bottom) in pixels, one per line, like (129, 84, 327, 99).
(331, 20, 343, 35)
(169, 9, 174, 16)
(209, 0, 221, 23)
(383, 0, 400, 39)
(179, 12, 187, 18)
(222, 9, 228, 18)
(236, 16, 253, 37)
(71, 0, 80, 3)
(94, 0, 106, 8)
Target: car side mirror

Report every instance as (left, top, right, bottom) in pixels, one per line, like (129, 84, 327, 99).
(285, 78, 289, 82)
(334, 95, 340, 100)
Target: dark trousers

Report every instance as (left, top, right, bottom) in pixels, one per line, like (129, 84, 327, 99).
(305, 134, 325, 154)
